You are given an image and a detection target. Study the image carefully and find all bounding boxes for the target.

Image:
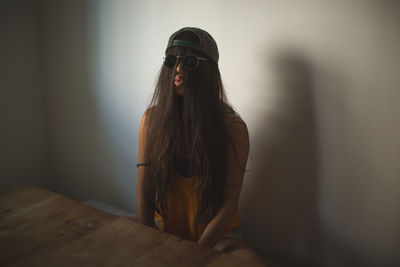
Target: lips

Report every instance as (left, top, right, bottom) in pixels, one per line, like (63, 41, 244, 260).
(174, 73, 183, 87)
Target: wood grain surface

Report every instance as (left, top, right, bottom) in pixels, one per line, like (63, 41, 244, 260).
(0, 185, 264, 266)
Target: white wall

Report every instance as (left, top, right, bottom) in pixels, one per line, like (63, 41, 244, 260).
(7, 0, 399, 265)
(40, 0, 146, 212)
(0, 0, 49, 192)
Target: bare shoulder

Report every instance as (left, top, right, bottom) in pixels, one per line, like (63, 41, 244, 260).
(224, 105, 245, 124)
(223, 107, 249, 186)
(142, 106, 156, 120)
(139, 111, 148, 134)
(140, 107, 156, 129)
(224, 108, 249, 143)
(139, 107, 156, 145)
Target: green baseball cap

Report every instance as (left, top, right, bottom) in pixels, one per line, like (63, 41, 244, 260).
(165, 27, 219, 64)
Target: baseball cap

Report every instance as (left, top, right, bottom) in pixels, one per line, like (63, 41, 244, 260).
(165, 27, 219, 64)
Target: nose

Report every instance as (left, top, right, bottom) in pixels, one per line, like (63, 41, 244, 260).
(176, 62, 182, 73)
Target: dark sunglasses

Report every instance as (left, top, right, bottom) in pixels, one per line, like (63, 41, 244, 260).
(163, 54, 208, 70)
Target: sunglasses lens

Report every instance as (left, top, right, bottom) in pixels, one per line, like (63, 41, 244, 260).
(183, 55, 198, 69)
(164, 55, 176, 68)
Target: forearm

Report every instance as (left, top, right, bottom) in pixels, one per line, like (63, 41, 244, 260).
(197, 205, 236, 248)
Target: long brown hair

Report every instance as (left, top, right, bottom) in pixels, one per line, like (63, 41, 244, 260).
(144, 31, 236, 226)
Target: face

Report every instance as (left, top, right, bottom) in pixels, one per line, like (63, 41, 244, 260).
(166, 47, 186, 96)
(174, 61, 184, 96)
(165, 46, 202, 96)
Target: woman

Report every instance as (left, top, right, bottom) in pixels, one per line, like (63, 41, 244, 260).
(136, 27, 265, 264)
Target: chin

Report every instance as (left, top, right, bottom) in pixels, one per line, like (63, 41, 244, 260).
(176, 87, 184, 96)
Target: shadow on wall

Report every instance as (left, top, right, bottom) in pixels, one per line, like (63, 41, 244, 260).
(239, 49, 322, 266)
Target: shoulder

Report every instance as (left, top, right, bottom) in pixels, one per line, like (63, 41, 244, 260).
(140, 106, 157, 126)
(223, 105, 245, 125)
(223, 107, 249, 185)
(139, 107, 156, 137)
(142, 106, 156, 119)
(223, 106, 248, 141)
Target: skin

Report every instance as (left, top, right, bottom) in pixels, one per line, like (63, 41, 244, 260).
(136, 55, 266, 266)
(174, 63, 184, 95)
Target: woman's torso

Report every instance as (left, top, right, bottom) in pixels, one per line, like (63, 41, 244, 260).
(154, 111, 243, 242)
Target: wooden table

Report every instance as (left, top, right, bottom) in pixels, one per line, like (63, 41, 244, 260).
(0, 185, 263, 266)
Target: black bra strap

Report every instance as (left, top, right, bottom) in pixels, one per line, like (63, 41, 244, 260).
(136, 163, 148, 168)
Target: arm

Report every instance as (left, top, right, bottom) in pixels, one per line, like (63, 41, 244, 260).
(197, 121, 249, 248)
(136, 111, 158, 229)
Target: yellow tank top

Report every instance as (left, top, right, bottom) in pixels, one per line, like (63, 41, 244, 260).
(154, 172, 240, 242)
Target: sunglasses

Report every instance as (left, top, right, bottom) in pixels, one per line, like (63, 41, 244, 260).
(163, 54, 208, 70)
